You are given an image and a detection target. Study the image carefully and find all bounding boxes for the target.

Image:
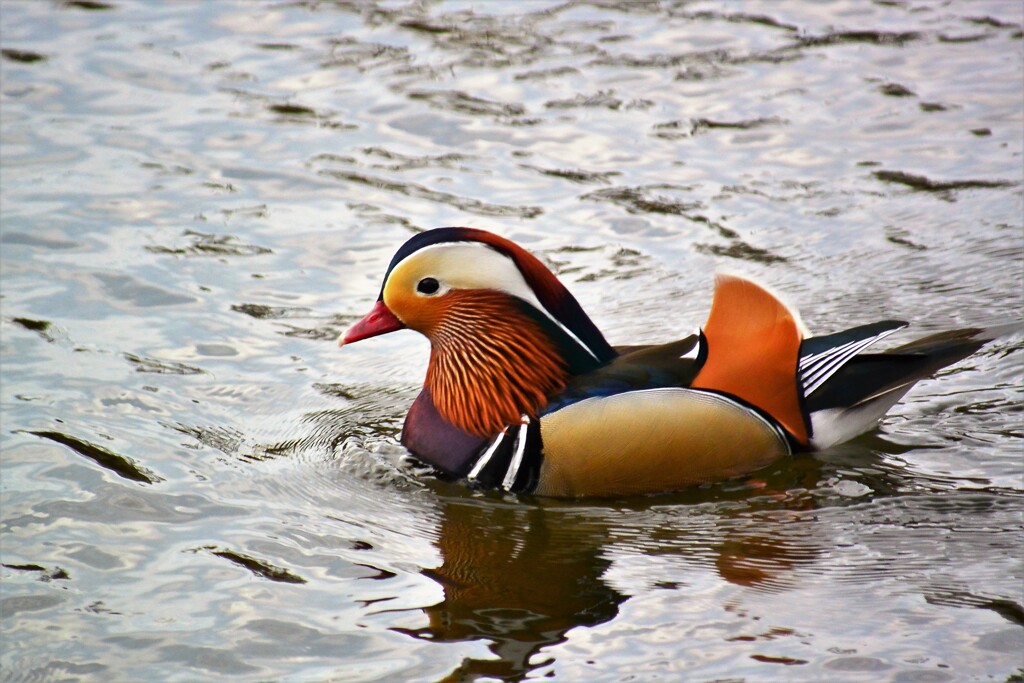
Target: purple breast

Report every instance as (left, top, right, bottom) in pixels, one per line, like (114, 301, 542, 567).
(401, 387, 489, 477)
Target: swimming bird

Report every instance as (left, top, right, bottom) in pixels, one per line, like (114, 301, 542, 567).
(339, 227, 1013, 498)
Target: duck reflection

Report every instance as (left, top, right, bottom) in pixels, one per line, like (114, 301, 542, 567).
(396, 496, 625, 681)
(395, 455, 833, 681)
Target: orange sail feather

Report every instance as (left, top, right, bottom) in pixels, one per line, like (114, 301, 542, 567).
(691, 275, 809, 444)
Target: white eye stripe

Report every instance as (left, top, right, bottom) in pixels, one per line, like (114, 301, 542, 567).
(389, 242, 601, 362)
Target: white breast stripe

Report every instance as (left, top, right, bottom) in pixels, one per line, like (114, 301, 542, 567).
(501, 416, 531, 491)
(468, 426, 508, 481)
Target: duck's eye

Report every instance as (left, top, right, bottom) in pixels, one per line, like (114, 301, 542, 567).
(416, 277, 440, 295)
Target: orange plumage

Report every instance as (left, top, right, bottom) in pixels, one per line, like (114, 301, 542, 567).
(425, 290, 569, 437)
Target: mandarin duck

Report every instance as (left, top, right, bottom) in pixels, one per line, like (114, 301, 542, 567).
(340, 227, 1013, 498)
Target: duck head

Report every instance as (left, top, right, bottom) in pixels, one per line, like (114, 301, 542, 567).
(340, 228, 617, 438)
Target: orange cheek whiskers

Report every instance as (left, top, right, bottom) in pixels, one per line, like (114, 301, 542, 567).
(424, 292, 569, 437)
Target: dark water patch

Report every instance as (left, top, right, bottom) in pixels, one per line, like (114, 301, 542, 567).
(354, 563, 397, 581)
(885, 227, 927, 251)
(319, 170, 543, 218)
(824, 656, 890, 672)
(268, 103, 316, 117)
(79, 600, 122, 615)
(1, 594, 65, 617)
(172, 421, 302, 464)
(651, 119, 691, 139)
(507, 116, 543, 126)
(171, 423, 246, 458)
(16, 660, 107, 682)
(312, 383, 360, 401)
(95, 273, 196, 308)
(592, 46, 738, 71)
(522, 165, 619, 185)
(195, 344, 237, 358)
(550, 244, 604, 254)
(386, 7, 590, 70)
(346, 203, 422, 232)
(728, 626, 804, 643)
(924, 591, 1024, 627)
(682, 214, 739, 240)
(651, 116, 782, 139)
(398, 18, 456, 35)
(582, 185, 702, 216)
(322, 37, 413, 72)
(3, 564, 71, 581)
(692, 116, 785, 135)
(124, 353, 204, 375)
(296, 387, 408, 442)
(545, 90, 622, 110)
(695, 241, 787, 265)
(798, 30, 922, 48)
(938, 33, 992, 44)
(575, 268, 647, 283)
(0, 231, 80, 250)
(682, 10, 799, 33)
(514, 65, 580, 80)
(145, 229, 272, 257)
(879, 82, 916, 98)
(157, 644, 260, 675)
(29, 431, 161, 484)
(10, 317, 54, 341)
(1, 48, 47, 63)
(231, 303, 312, 320)
(967, 16, 1022, 30)
(408, 89, 525, 118)
(675, 62, 735, 81)
(276, 313, 353, 341)
(140, 161, 194, 176)
(589, 51, 703, 69)
(750, 654, 809, 666)
(625, 98, 654, 110)
(571, 246, 651, 282)
(202, 181, 237, 192)
(61, 0, 115, 9)
(200, 546, 307, 584)
(730, 47, 803, 67)
(359, 146, 475, 171)
(873, 170, 1017, 196)
(309, 152, 358, 165)
(268, 102, 356, 129)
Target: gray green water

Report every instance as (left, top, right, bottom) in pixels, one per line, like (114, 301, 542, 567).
(2, 1, 1022, 681)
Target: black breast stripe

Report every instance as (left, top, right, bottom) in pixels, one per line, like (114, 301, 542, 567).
(466, 416, 544, 494)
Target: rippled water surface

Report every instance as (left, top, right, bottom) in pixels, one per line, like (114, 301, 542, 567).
(2, 1, 1023, 681)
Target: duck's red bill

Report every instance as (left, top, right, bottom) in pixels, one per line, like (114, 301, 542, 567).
(339, 300, 405, 346)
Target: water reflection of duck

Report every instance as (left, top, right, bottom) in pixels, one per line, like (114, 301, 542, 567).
(402, 470, 830, 682)
(396, 497, 624, 681)
(341, 227, 1016, 498)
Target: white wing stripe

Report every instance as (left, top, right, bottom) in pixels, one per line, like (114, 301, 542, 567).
(800, 327, 902, 397)
(802, 338, 878, 391)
